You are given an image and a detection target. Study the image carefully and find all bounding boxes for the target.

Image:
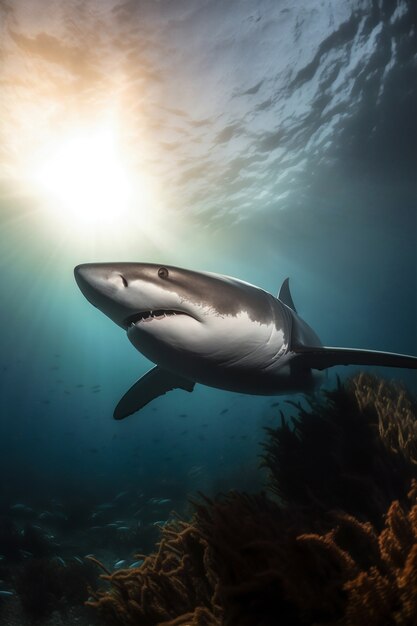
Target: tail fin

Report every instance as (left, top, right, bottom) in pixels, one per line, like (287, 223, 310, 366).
(294, 346, 417, 371)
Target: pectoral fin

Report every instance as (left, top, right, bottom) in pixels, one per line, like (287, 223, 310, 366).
(294, 346, 417, 371)
(114, 366, 195, 420)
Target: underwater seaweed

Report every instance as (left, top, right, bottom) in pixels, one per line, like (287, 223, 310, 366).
(354, 374, 417, 468)
(262, 373, 416, 526)
(89, 374, 417, 626)
(87, 519, 222, 625)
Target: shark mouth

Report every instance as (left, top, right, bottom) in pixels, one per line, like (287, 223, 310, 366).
(123, 309, 195, 328)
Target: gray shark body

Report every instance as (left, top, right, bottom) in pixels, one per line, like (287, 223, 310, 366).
(74, 263, 417, 419)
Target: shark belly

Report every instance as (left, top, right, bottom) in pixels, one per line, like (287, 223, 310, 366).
(128, 326, 318, 396)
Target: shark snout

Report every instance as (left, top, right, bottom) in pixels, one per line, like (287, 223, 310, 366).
(74, 264, 104, 298)
(74, 263, 107, 285)
(74, 263, 106, 307)
(74, 264, 127, 291)
(74, 263, 131, 327)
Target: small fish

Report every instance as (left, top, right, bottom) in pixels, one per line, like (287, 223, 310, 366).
(270, 402, 279, 407)
(220, 408, 229, 415)
(10, 503, 33, 513)
(0, 591, 14, 597)
(114, 490, 129, 501)
(129, 559, 144, 568)
(188, 465, 204, 477)
(117, 526, 130, 531)
(149, 498, 168, 506)
(114, 559, 126, 569)
(73, 556, 84, 564)
(54, 556, 66, 567)
(20, 550, 33, 558)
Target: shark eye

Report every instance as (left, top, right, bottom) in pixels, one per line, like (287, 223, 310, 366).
(158, 267, 169, 279)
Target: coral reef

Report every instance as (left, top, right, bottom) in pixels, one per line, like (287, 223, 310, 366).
(89, 374, 417, 626)
(342, 482, 417, 626)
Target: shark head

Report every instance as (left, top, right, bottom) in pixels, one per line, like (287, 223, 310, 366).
(74, 262, 290, 383)
(74, 263, 206, 330)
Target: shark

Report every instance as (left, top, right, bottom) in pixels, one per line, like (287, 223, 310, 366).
(74, 263, 417, 420)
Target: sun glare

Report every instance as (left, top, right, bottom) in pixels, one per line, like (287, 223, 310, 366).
(10, 112, 173, 251)
(31, 123, 144, 231)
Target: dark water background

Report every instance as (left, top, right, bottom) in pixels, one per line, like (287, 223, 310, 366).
(0, 0, 415, 569)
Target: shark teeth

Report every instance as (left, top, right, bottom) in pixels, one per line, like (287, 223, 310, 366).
(125, 310, 181, 327)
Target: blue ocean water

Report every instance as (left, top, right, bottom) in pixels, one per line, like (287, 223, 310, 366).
(0, 0, 415, 622)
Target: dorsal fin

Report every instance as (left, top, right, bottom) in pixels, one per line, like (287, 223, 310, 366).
(278, 278, 297, 312)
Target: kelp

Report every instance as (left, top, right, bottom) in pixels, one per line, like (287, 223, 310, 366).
(262, 373, 416, 526)
(87, 518, 222, 625)
(89, 374, 417, 626)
